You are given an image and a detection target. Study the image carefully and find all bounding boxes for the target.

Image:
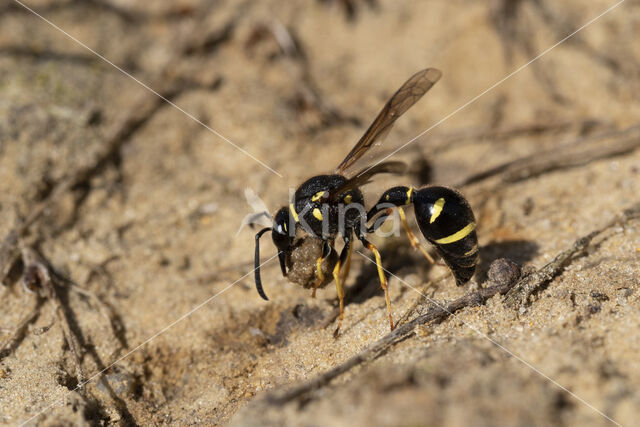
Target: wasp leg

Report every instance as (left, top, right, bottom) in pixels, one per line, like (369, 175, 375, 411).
(366, 207, 393, 234)
(332, 263, 344, 338)
(311, 241, 332, 298)
(356, 231, 394, 331)
(311, 258, 324, 298)
(340, 237, 353, 284)
(398, 207, 432, 261)
(333, 235, 352, 338)
(398, 208, 446, 267)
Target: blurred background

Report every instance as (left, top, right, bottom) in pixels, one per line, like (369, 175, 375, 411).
(1, 0, 639, 425)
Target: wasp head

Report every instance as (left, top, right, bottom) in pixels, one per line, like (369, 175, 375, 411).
(254, 206, 295, 301)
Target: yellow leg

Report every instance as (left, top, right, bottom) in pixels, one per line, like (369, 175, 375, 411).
(332, 260, 344, 338)
(340, 240, 353, 285)
(311, 256, 324, 298)
(398, 208, 440, 265)
(366, 242, 394, 331)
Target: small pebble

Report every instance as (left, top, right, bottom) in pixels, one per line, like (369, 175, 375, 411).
(488, 258, 522, 286)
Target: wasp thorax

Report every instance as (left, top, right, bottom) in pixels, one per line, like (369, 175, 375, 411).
(252, 68, 480, 338)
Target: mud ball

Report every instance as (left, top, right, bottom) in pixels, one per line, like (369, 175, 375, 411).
(285, 233, 338, 289)
(488, 258, 522, 286)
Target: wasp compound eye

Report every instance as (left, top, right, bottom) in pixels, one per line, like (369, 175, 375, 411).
(272, 207, 294, 251)
(251, 68, 464, 338)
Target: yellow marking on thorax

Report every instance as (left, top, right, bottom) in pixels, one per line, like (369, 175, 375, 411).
(344, 194, 352, 204)
(385, 194, 390, 201)
(430, 198, 445, 223)
(434, 222, 476, 244)
(311, 191, 326, 202)
(283, 222, 288, 232)
(289, 203, 299, 222)
(312, 207, 323, 221)
(406, 187, 413, 205)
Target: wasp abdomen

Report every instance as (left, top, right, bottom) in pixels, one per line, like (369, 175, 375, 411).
(413, 186, 478, 285)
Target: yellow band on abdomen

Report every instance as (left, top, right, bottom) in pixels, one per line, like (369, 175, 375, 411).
(434, 222, 476, 244)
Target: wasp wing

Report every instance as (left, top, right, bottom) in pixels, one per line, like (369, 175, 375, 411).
(236, 188, 273, 235)
(335, 68, 442, 174)
(328, 161, 407, 202)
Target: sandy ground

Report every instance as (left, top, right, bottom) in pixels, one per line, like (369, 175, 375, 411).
(1, 0, 639, 425)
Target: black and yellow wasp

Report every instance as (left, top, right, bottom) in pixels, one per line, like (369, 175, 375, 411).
(254, 68, 478, 336)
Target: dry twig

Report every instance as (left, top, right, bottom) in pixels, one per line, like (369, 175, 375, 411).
(504, 202, 640, 308)
(0, 6, 225, 286)
(460, 124, 640, 186)
(0, 292, 43, 358)
(263, 202, 640, 405)
(430, 119, 603, 153)
(266, 264, 519, 405)
(1, 246, 85, 382)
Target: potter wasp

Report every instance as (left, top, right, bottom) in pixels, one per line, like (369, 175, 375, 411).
(254, 68, 478, 337)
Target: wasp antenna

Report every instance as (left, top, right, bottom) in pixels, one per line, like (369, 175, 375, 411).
(254, 227, 272, 301)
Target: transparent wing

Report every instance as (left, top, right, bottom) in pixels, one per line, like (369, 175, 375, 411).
(327, 161, 407, 202)
(236, 188, 273, 236)
(335, 68, 442, 174)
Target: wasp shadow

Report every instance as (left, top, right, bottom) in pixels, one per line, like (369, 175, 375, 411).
(345, 237, 434, 307)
